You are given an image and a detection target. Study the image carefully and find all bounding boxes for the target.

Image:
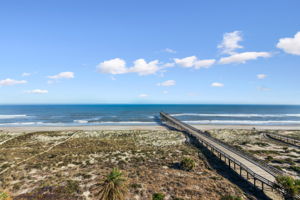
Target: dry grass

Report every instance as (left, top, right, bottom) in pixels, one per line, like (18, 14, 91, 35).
(0, 130, 244, 200)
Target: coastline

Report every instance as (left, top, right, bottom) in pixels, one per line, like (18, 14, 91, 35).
(1, 124, 300, 132)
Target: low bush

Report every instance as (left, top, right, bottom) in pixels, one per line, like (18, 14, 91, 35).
(180, 157, 195, 171)
(152, 193, 165, 200)
(276, 175, 300, 199)
(221, 195, 243, 200)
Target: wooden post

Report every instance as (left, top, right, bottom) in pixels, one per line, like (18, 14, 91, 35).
(229, 159, 231, 168)
(254, 178, 256, 187)
(240, 166, 242, 175)
(247, 171, 249, 179)
(234, 162, 236, 170)
(261, 181, 264, 191)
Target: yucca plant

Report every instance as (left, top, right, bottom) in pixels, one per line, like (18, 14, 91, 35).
(0, 191, 12, 200)
(98, 168, 128, 200)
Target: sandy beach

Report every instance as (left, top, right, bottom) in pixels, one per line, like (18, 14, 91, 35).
(1, 124, 300, 133)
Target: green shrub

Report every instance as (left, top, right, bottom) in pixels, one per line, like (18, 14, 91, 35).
(152, 193, 165, 200)
(276, 175, 300, 199)
(180, 157, 196, 171)
(220, 195, 243, 200)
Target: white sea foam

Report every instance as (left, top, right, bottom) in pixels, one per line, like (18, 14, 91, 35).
(171, 113, 300, 117)
(73, 120, 89, 124)
(0, 122, 65, 126)
(183, 120, 300, 125)
(0, 114, 28, 119)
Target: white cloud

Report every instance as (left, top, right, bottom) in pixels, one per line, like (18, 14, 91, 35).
(139, 94, 148, 98)
(257, 74, 267, 79)
(97, 58, 127, 75)
(218, 31, 243, 55)
(194, 59, 216, 69)
(0, 78, 27, 86)
(219, 52, 271, 64)
(163, 90, 168, 94)
(22, 72, 31, 77)
(174, 56, 197, 67)
(174, 56, 215, 69)
(276, 32, 300, 55)
(157, 80, 176, 87)
(25, 89, 48, 94)
(162, 62, 175, 68)
(97, 58, 160, 76)
(163, 48, 176, 53)
(48, 72, 74, 79)
(128, 59, 160, 75)
(211, 82, 224, 87)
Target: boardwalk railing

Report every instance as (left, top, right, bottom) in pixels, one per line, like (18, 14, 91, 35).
(265, 132, 300, 148)
(160, 112, 284, 191)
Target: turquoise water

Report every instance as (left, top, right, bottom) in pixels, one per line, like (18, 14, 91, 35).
(0, 104, 300, 126)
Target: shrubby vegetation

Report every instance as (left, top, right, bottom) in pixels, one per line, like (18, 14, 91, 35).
(221, 195, 243, 200)
(98, 168, 128, 200)
(180, 157, 196, 171)
(152, 193, 165, 200)
(276, 176, 300, 199)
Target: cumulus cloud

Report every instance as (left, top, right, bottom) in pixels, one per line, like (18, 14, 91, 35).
(163, 48, 176, 53)
(139, 94, 148, 98)
(174, 56, 196, 67)
(157, 80, 176, 87)
(162, 63, 175, 68)
(211, 82, 224, 87)
(97, 58, 160, 76)
(25, 89, 48, 94)
(128, 59, 160, 75)
(257, 74, 267, 79)
(48, 72, 74, 79)
(0, 78, 27, 86)
(174, 56, 215, 69)
(218, 31, 243, 55)
(276, 32, 300, 55)
(219, 52, 271, 64)
(194, 59, 216, 69)
(97, 58, 127, 74)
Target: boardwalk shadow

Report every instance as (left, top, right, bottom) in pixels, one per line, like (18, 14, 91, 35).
(161, 122, 272, 200)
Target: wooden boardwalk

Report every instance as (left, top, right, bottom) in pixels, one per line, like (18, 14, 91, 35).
(264, 132, 300, 148)
(160, 112, 284, 191)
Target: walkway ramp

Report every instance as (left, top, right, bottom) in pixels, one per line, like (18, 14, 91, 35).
(160, 112, 284, 191)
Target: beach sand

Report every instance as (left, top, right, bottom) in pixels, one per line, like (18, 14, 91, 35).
(1, 124, 300, 132)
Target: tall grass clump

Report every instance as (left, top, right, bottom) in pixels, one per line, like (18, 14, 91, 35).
(98, 168, 128, 200)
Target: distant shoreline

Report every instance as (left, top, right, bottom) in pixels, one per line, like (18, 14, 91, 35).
(1, 124, 300, 132)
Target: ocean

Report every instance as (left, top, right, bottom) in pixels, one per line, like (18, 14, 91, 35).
(0, 104, 300, 126)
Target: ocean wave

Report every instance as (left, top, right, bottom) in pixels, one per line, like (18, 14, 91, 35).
(0, 114, 28, 119)
(73, 120, 156, 125)
(183, 120, 300, 125)
(171, 113, 300, 118)
(73, 120, 89, 124)
(0, 122, 65, 126)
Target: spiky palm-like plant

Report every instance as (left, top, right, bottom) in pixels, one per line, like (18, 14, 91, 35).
(98, 168, 128, 200)
(0, 191, 12, 200)
(276, 176, 300, 200)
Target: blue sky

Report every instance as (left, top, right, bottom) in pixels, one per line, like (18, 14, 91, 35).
(0, 0, 299, 104)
